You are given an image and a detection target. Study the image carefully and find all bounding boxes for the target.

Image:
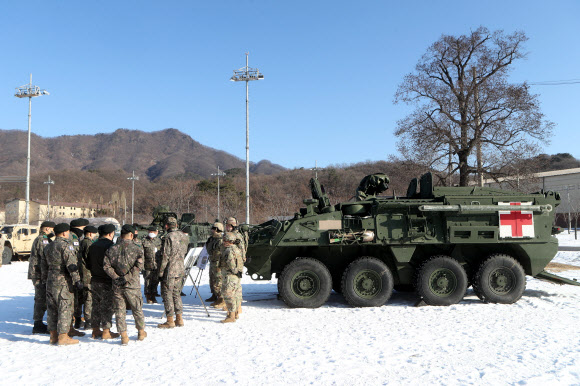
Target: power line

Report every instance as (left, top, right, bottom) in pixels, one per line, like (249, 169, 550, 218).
(529, 78, 580, 86)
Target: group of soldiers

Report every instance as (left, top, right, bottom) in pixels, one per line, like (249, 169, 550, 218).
(27, 215, 248, 346)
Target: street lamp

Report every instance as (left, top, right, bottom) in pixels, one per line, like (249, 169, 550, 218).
(230, 52, 264, 224)
(127, 170, 139, 224)
(211, 166, 226, 221)
(43, 175, 54, 220)
(15, 74, 49, 224)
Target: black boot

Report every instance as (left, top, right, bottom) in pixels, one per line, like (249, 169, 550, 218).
(32, 321, 49, 335)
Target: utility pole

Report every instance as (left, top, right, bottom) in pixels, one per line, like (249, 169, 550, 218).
(14, 74, 49, 224)
(43, 175, 54, 220)
(310, 160, 321, 179)
(230, 53, 264, 225)
(211, 166, 226, 221)
(473, 67, 484, 187)
(127, 171, 139, 224)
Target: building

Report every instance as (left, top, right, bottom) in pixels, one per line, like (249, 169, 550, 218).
(4, 199, 97, 225)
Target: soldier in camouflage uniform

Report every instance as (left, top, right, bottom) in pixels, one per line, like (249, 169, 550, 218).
(219, 217, 247, 314)
(103, 224, 146, 345)
(79, 225, 97, 329)
(86, 224, 119, 340)
(29, 221, 55, 334)
(41, 223, 84, 345)
(69, 218, 88, 332)
(158, 217, 189, 328)
(220, 232, 244, 323)
(142, 226, 162, 304)
(205, 222, 223, 304)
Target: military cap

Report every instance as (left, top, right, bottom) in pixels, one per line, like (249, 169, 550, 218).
(226, 217, 238, 227)
(80, 218, 90, 226)
(70, 219, 83, 227)
(84, 225, 98, 234)
(40, 221, 56, 228)
(147, 226, 158, 231)
(166, 217, 178, 226)
(99, 224, 116, 234)
(224, 232, 237, 243)
(54, 223, 70, 234)
(212, 222, 224, 232)
(121, 224, 135, 234)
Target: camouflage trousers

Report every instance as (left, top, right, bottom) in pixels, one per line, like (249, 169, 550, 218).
(91, 281, 114, 330)
(82, 286, 93, 326)
(161, 275, 183, 317)
(33, 281, 47, 322)
(46, 282, 74, 334)
(113, 287, 145, 332)
(74, 287, 83, 320)
(221, 272, 242, 313)
(143, 270, 160, 296)
(209, 261, 222, 297)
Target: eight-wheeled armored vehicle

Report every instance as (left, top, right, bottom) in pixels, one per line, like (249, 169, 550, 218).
(245, 172, 578, 308)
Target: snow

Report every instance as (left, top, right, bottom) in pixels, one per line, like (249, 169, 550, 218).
(1, 235, 579, 385)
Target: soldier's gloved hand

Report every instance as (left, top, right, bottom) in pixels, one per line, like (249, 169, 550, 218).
(75, 281, 84, 291)
(116, 276, 127, 286)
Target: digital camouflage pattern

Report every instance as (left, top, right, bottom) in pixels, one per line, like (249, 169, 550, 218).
(29, 232, 51, 321)
(220, 244, 243, 313)
(90, 281, 114, 330)
(70, 231, 83, 321)
(43, 236, 81, 334)
(159, 228, 189, 317)
(142, 236, 162, 296)
(206, 233, 223, 297)
(79, 237, 94, 326)
(103, 238, 145, 332)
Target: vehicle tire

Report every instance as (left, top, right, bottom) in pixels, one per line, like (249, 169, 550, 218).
(416, 256, 468, 306)
(278, 258, 332, 308)
(2, 246, 13, 265)
(472, 254, 526, 304)
(341, 257, 394, 307)
(394, 284, 415, 293)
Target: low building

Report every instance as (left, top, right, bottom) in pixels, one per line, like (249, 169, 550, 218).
(5, 199, 97, 225)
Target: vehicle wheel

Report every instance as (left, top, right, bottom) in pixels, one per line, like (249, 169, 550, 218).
(473, 254, 526, 304)
(394, 284, 415, 293)
(278, 258, 332, 308)
(341, 257, 394, 307)
(416, 256, 467, 306)
(2, 246, 13, 265)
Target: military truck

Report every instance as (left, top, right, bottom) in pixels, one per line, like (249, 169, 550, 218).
(245, 172, 579, 308)
(0, 224, 40, 265)
(136, 205, 211, 248)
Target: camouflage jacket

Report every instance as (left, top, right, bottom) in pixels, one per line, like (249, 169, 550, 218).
(205, 234, 223, 263)
(159, 228, 189, 278)
(142, 236, 162, 271)
(103, 238, 144, 289)
(41, 236, 81, 288)
(223, 229, 247, 261)
(28, 232, 51, 282)
(219, 244, 244, 275)
(80, 237, 94, 285)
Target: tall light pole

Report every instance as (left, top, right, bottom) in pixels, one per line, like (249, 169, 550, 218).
(230, 52, 264, 224)
(310, 160, 321, 179)
(15, 74, 49, 224)
(43, 175, 54, 220)
(127, 170, 139, 224)
(211, 166, 226, 221)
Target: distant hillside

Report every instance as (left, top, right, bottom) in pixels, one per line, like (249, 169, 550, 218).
(0, 128, 285, 180)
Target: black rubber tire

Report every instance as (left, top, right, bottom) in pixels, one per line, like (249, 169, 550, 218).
(416, 256, 468, 306)
(2, 246, 12, 265)
(341, 257, 394, 307)
(278, 258, 332, 308)
(394, 284, 415, 293)
(473, 254, 526, 304)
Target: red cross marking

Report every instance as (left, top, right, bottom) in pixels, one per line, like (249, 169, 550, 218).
(499, 202, 533, 237)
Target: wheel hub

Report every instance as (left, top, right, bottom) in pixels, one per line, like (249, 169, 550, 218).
(489, 267, 515, 295)
(428, 268, 457, 297)
(291, 270, 320, 299)
(353, 270, 382, 299)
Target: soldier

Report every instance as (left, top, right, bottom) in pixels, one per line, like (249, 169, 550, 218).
(86, 224, 119, 340)
(41, 223, 83, 345)
(222, 217, 248, 315)
(69, 218, 88, 330)
(28, 220, 55, 334)
(142, 226, 162, 304)
(205, 222, 223, 304)
(220, 232, 244, 323)
(158, 217, 189, 328)
(103, 224, 146, 345)
(79, 225, 97, 329)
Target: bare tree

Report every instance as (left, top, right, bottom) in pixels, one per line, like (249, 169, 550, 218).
(394, 27, 553, 186)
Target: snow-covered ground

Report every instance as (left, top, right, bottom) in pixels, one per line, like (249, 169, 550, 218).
(1, 235, 579, 385)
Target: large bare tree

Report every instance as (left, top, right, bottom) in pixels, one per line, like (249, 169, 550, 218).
(394, 27, 553, 186)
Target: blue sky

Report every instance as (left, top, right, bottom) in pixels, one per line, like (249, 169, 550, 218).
(1, 1, 579, 169)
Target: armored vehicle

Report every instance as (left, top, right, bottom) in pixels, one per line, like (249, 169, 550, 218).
(245, 172, 578, 308)
(0, 224, 39, 265)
